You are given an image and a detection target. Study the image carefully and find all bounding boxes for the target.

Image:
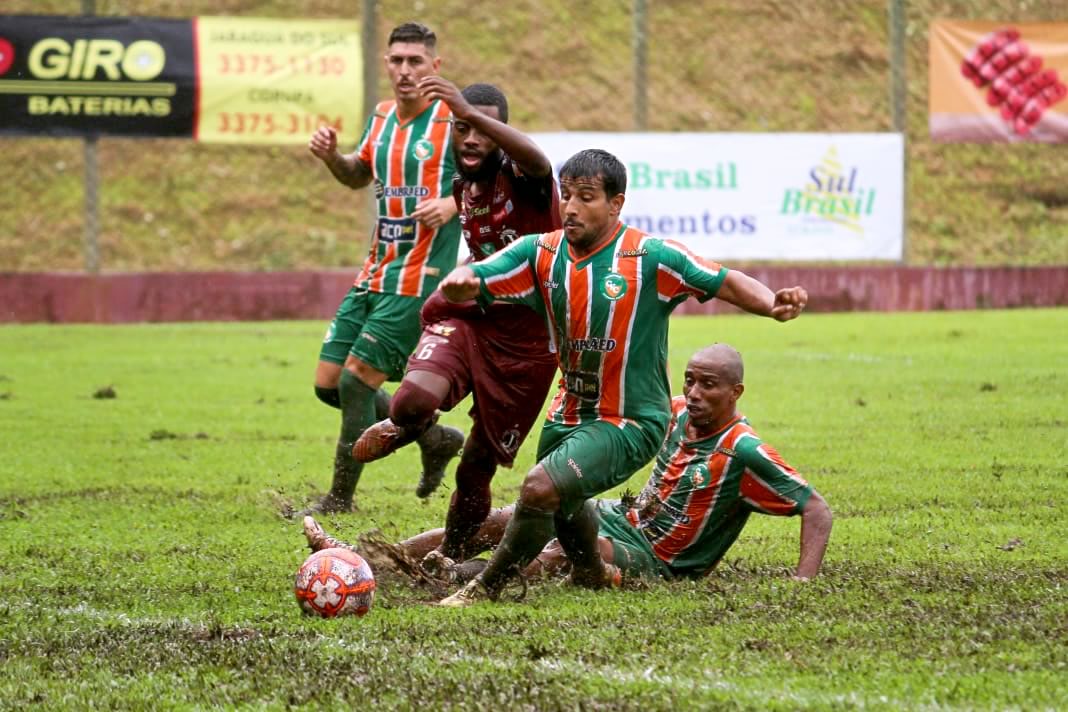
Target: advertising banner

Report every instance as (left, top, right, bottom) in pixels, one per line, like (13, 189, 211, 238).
(530, 132, 904, 261)
(0, 15, 195, 137)
(195, 17, 361, 144)
(930, 20, 1068, 142)
(0, 15, 362, 144)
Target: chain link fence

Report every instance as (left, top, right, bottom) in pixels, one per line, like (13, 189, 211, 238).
(2, 1, 1066, 272)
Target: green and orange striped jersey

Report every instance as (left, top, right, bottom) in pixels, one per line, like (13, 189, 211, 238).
(470, 222, 728, 430)
(352, 99, 460, 298)
(628, 397, 813, 577)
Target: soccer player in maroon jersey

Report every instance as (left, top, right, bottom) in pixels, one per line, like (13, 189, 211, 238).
(352, 79, 561, 569)
(303, 344, 833, 584)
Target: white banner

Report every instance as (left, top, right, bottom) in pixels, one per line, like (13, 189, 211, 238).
(529, 132, 904, 261)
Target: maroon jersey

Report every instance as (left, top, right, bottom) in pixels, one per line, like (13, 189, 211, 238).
(454, 154, 560, 260)
(447, 154, 561, 357)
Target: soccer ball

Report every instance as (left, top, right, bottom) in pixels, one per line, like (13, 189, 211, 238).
(294, 548, 376, 618)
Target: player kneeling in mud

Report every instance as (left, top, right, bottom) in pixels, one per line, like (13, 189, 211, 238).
(304, 344, 833, 591)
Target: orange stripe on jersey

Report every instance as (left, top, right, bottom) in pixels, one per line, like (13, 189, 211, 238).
(598, 227, 643, 418)
(398, 223, 434, 296)
(534, 231, 564, 353)
(370, 242, 397, 292)
(532, 231, 567, 422)
(418, 101, 450, 199)
(560, 258, 591, 425)
(357, 101, 392, 165)
(740, 475, 797, 515)
(653, 423, 748, 562)
(656, 264, 704, 302)
(485, 266, 536, 299)
(387, 122, 409, 218)
(398, 103, 451, 296)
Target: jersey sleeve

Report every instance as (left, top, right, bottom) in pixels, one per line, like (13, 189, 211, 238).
(655, 239, 729, 305)
(735, 436, 813, 516)
(355, 110, 378, 166)
(504, 156, 556, 211)
(469, 233, 541, 309)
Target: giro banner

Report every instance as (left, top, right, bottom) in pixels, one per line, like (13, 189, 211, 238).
(530, 132, 904, 261)
(930, 20, 1068, 142)
(0, 15, 362, 144)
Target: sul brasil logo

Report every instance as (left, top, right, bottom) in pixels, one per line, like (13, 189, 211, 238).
(780, 146, 875, 235)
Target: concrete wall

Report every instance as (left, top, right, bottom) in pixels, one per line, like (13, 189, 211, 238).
(2, 266, 1066, 323)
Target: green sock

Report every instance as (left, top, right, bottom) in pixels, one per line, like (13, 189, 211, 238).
(327, 370, 377, 503)
(373, 388, 391, 421)
(479, 503, 557, 593)
(554, 500, 603, 585)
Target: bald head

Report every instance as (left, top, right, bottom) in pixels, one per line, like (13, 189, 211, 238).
(682, 344, 745, 434)
(688, 343, 744, 385)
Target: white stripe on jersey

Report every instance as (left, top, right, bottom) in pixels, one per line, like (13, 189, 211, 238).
(485, 262, 536, 300)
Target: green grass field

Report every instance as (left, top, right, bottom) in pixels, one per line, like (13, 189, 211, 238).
(1, 310, 1066, 709)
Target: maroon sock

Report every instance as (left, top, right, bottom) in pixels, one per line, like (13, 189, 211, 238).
(440, 442, 497, 560)
(389, 380, 441, 432)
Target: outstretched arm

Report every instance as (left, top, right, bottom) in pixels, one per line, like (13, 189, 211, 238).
(419, 76, 552, 178)
(716, 270, 807, 322)
(794, 491, 832, 580)
(309, 125, 373, 189)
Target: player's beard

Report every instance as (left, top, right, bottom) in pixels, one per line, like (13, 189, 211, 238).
(456, 148, 504, 183)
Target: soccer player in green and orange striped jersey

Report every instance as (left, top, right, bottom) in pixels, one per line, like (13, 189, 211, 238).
(305, 344, 832, 586)
(305, 23, 464, 514)
(435, 149, 810, 606)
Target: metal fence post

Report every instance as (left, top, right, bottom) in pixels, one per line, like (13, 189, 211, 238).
(362, 0, 377, 113)
(632, 0, 648, 131)
(83, 0, 100, 274)
(889, 0, 906, 133)
(888, 0, 908, 263)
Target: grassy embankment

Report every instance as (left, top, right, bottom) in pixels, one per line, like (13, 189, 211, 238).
(2, 0, 1067, 271)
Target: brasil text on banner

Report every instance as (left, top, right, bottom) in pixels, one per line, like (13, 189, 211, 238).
(530, 132, 904, 262)
(930, 19, 1068, 143)
(0, 15, 362, 145)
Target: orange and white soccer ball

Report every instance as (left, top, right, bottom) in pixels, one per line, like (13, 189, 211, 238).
(294, 548, 376, 618)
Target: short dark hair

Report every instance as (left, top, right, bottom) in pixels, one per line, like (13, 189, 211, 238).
(559, 149, 627, 198)
(461, 83, 509, 124)
(388, 22, 437, 51)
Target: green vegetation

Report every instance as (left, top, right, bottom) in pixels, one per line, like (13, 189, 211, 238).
(1, 311, 1066, 708)
(2, 1, 1067, 271)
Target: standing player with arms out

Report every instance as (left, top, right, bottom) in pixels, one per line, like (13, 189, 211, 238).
(434, 149, 808, 606)
(306, 22, 464, 514)
(352, 79, 561, 565)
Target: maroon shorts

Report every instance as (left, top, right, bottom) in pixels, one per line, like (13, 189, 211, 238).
(406, 317, 558, 466)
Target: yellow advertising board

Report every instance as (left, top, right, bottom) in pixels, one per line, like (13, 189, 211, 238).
(930, 20, 1068, 142)
(195, 17, 362, 145)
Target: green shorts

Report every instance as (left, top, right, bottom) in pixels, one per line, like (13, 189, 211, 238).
(319, 287, 425, 381)
(536, 418, 663, 518)
(595, 499, 673, 581)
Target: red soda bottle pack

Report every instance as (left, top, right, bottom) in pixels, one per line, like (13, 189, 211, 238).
(959, 27, 1066, 136)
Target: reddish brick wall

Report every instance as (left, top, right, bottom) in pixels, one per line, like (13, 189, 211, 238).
(1, 267, 1065, 323)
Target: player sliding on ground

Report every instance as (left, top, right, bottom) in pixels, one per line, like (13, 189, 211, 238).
(304, 344, 832, 587)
